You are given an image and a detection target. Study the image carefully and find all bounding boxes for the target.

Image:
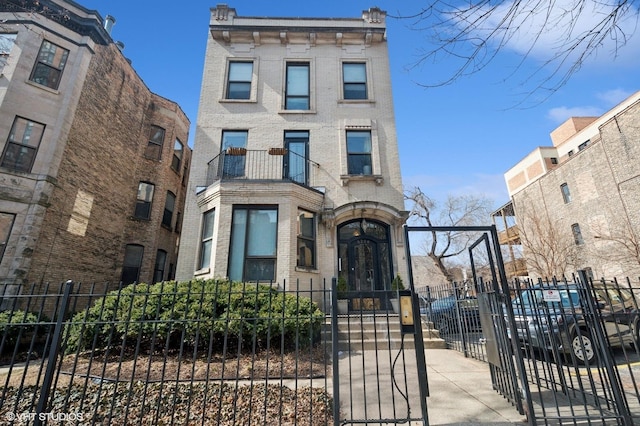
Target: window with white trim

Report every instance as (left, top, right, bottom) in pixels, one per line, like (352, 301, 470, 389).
(346, 130, 372, 175)
(226, 61, 253, 100)
(297, 209, 315, 268)
(0, 34, 17, 72)
(228, 206, 278, 282)
(199, 209, 215, 270)
(285, 63, 309, 110)
(343, 63, 367, 100)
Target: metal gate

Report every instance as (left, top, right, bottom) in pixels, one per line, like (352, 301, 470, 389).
(405, 224, 639, 425)
(330, 277, 430, 425)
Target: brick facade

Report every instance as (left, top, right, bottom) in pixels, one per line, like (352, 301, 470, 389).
(0, 1, 190, 311)
(509, 92, 640, 278)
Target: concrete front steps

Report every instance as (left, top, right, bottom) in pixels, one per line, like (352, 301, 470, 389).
(325, 313, 446, 351)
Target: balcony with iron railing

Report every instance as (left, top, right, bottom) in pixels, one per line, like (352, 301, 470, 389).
(204, 148, 319, 189)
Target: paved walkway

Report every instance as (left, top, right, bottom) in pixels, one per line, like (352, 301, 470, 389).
(336, 348, 528, 425)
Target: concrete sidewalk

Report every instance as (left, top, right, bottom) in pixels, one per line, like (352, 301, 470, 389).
(336, 348, 528, 425)
(423, 349, 527, 425)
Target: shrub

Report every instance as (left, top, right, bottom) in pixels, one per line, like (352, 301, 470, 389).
(0, 310, 46, 350)
(65, 279, 324, 354)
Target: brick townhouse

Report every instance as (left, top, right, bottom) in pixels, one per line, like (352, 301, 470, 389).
(0, 0, 191, 306)
(176, 5, 409, 309)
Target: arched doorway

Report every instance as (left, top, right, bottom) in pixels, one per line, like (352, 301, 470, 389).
(337, 219, 392, 311)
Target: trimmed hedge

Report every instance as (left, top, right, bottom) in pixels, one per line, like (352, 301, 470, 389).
(65, 279, 324, 354)
(0, 310, 45, 349)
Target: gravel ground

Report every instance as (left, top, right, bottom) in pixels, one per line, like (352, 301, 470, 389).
(1, 381, 334, 425)
(0, 347, 334, 425)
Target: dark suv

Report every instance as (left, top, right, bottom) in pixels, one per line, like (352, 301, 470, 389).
(508, 282, 639, 364)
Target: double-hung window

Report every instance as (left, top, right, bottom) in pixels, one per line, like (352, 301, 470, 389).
(228, 206, 278, 282)
(30, 40, 69, 89)
(134, 182, 154, 219)
(199, 209, 215, 270)
(145, 125, 165, 160)
(346, 130, 372, 175)
(297, 209, 315, 268)
(1, 117, 45, 173)
(162, 191, 176, 228)
(0, 34, 17, 72)
(226, 61, 253, 99)
(121, 244, 144, 285)
(172, 139, 183, 172)
(285, 63, 309, 110)
(343, 63, 367, 100)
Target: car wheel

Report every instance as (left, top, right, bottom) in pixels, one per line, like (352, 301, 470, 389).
(571, 330, 595, 365)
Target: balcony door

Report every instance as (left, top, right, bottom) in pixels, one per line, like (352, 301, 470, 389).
(284, 131, 308, 185)
(221, 130, 247, 177)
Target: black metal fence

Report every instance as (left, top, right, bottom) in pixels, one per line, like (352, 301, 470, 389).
(0, 279, 333, 425)
(421, 274, 640, 425)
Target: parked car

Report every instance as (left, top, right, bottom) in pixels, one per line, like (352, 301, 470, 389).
(508, 282, 640, 364)
(423, 296, 481, 335)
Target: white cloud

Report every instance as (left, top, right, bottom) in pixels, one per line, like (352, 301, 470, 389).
(456, 0, 640, 67)
(596, 88, 633, 106)
(547, 105, 603, 123)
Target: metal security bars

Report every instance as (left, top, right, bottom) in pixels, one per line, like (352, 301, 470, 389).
(0, 279, 333, 425)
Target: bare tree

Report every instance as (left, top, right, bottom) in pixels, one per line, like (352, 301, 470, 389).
(591, 216, 640, 273)
(515, 202, 579, 279)
(405, 186, 494, 283)
(393, 0, 638, 101)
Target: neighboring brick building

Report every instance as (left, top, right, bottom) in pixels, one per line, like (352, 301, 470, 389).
(0, 0, 191, 303)
(176, 5, 408, 308)
(501, 90, 640, 279)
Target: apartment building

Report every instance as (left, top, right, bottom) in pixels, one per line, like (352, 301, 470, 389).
(0, 0, 191, 303)
(176, 5, 408, 308)
(501, 90, 640, 279)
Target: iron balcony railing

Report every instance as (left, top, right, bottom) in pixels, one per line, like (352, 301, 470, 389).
(205, 148, 318, 188)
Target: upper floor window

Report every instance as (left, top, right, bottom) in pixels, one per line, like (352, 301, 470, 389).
(297, 209, 315, 268)
(145, 125, 165, 160)
(560, 183, 571, 204)
(1, 116, 45, 173)
(226, 61, 253, 100)
(134, 182, 154, 220)
(578, 140, 589, 151)
(172, 139, 183, 172)
(568, 150, 574, 157)
(343, 63, 367, 100)
(571, 223, 584, 245)
(0, 212, 16, 263)
(0, 34, 17, 72)
(199, 209, 215, 270)
(30, 40, 69, 89)
(121, 244, 144, 285)
(346, 130, 372, 175)
(550, 157, 558, 165)
(162, 191, 176, 228)
(285, 63, 309, 110)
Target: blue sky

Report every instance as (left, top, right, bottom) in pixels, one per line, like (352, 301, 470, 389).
(80, 1, 640, 208)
